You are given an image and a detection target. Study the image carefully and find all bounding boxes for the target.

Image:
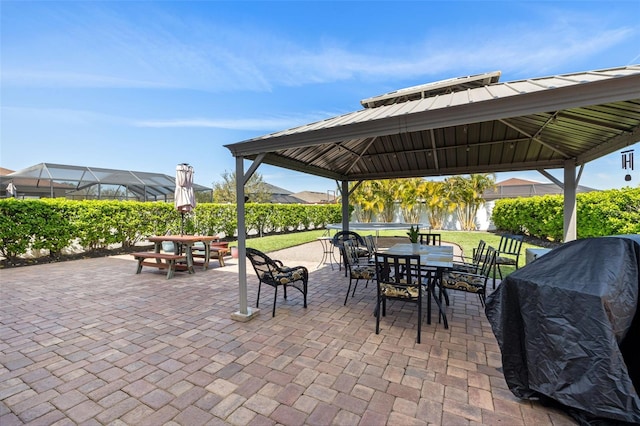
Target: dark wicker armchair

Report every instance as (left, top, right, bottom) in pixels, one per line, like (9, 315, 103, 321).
(245, 248, 309, 317)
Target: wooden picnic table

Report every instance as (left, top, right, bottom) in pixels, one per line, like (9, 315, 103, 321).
(131, 235, 218, 278)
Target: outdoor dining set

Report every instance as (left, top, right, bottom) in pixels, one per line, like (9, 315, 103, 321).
(129, 219, 523, 345)
(244, 229, 524, 344)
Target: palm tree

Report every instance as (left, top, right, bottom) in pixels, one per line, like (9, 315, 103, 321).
(350, 181, 376, 222)
(445, 174, 496, 231)
(350, 179, 401, 222)
(423, 180, 451, 230)
(373, 179, 401, 222)
(397, 178, 426, 224)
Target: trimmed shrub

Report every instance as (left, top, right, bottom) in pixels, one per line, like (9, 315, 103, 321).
(0, 199, 342, 259)
(492, 187, 640, 241)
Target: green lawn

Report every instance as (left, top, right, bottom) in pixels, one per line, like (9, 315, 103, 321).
(234, 229, 547, 277)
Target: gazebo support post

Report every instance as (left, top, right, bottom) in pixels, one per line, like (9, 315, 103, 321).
(563, 160, 578, 242)
(341, 180, 349, 232)
(231, 154, 263, 322)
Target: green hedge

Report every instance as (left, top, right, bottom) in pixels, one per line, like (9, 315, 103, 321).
(492, 187, 640, 241)
(0, 199, 342, 261)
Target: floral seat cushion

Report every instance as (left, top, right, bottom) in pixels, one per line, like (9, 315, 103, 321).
(450, 262, 478, 273)
(496, 255, 517, 265)
(380, 282, 419, 298)
(351, 265, 375, 280)
(261, 266, 307, 285)
(441, 271, 484, 293)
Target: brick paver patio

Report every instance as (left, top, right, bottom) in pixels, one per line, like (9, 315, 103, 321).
(0, 240, 576, 425)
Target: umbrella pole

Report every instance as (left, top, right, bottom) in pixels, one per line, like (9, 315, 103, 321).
(181, 212, 185, 235)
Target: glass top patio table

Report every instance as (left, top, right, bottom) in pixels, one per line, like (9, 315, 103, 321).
(378, 244, 453, 269)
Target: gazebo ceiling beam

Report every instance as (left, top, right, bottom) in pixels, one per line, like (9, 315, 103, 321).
(429, 129, 440, 172)
(531, 111, 559, 140)
(498, 118, 569, 158)
(344, 136, 378, 175)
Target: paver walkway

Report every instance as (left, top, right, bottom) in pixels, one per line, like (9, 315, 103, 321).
(0, 240, 576, 425)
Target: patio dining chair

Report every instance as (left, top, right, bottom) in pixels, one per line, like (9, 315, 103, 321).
(494, 234, 524, 287)
(245, 248, 309, 317)
(341, 240, 376, 305)
(418, 233, 441, 246)
(374, 251, 424, 343)
(364, 234, 377, 263)
(332, 231, 369, 275)
(452, 239, 487, 274)
(440, 246, 496, 308)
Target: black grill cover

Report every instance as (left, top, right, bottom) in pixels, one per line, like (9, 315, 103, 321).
(486, 235, 640, 424)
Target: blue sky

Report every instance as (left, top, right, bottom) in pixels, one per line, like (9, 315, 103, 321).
(2, 1, 639, 193)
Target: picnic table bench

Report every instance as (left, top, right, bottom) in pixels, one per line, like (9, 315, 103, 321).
(192, 246, 230, 268)
(131, 252, 189, 279)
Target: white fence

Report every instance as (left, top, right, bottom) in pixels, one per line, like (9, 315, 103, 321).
(353, 201, 497, 231)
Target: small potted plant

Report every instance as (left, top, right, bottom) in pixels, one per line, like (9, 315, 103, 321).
(407, 225, 420, 252)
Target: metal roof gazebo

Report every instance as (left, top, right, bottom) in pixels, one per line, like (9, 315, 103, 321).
(225, 65, 640, 320)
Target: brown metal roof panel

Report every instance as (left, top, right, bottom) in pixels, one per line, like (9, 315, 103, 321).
(569, 103, 640, 129)
(428, 94, 457, 110)
(502, 80, 548, 94)
(394, 101, 423, 115)
(466, 87, 500, 103)
(360, 71, 501, 108)
(332, 111, 371, 127)
(292, 117, 341, 132)
(357, 104, 397, 121)
(547, 115, 623, 143)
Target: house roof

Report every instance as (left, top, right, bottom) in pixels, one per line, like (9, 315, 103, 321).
(496, 177, 544, 186)
(246, 182, 307, 204)
(483, 177, 597, 200)
(225, 65, 640, 183)
(2, 163, 211, 200)
(262, 183, 293, 195)
(268, 193, 307, 204)
(292, 191, 338, 204)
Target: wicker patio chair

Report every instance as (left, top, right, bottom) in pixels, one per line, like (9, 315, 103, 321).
(245, 248, 309, 317)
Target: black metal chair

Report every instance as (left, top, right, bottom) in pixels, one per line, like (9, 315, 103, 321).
(438, 239, 488, 307)
(452, 239, 487, 273)
(341, 240, 376, 305)
(332, 231, 368, 275)
(363, 234, 377, 263)
(245, 248, 309, 317)
(374, 251, 424, 343)
(418, 233, 441, 246)
(440, 246, 497, 308)
(494, 234, 524, 287)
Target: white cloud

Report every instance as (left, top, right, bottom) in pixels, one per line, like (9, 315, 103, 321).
(2, 3, 636, 91)
(134, 115, 323, 131)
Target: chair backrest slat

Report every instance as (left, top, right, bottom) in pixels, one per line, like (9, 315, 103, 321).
(246, 247, 279, 278)
(374, 252, 423, 291)
(418, 233, 441, 246)
(342, 239, 361, 267)
(479, 246, 497, 277)
(498, 235, 524, 255)
(364, 235, 377, 254)
(332, 231, 365, 248)
(473, 240, 487, 265)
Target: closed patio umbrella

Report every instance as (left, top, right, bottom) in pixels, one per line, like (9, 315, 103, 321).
(175, 163, 196, 235)
(6, 181, 17, 198)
